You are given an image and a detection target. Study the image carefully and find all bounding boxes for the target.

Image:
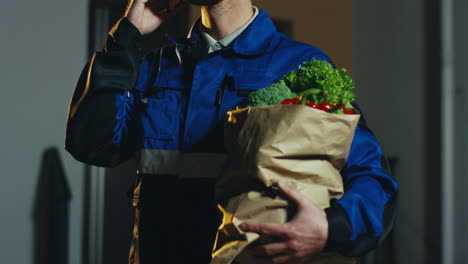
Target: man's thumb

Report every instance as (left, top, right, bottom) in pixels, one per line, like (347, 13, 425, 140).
(276, 182, 308, 207)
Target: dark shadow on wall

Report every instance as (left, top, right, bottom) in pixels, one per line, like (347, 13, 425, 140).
(423, 0, 441, 263)
(33, 147, 72, 264)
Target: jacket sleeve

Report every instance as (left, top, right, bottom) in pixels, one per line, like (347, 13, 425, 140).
(324, 103, 398, 256)
(65, 18, 147, 167)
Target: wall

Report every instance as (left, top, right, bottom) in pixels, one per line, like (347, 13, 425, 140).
(453, 0, 468, 262)
(352, 1, 430, 264)
(0, 1, 87, 263)
(252, 0, 352, 70)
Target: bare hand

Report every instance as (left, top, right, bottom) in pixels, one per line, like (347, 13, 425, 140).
(239, 182, 328, 264)
(125, 0, 186, 35)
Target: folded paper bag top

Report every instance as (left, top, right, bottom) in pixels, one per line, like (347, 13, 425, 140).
(216, 105, 360, 199)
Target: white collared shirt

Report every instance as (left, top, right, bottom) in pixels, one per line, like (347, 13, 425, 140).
(199, 6, 259, 54)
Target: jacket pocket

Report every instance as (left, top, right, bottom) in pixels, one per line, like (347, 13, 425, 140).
(140, 87, 184, 141)
(217, 71, 273, 119)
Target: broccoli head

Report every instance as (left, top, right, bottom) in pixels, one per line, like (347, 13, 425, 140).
(240, 83, 297, 108)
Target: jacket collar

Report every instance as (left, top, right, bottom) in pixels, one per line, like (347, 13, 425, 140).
(166, 9, 278, 56)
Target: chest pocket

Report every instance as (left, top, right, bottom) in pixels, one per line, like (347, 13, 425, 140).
(139, 65, 186, 142)
(218, 68, 273, 119)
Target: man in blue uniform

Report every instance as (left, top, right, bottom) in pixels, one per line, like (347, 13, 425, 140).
(66, 0, 398, 263)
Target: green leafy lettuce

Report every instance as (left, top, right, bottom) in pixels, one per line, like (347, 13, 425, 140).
(238, 59, 355, 109)
(279, 59, 355, 106)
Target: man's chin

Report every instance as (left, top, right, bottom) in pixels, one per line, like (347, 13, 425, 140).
(186, 0, 222, 6)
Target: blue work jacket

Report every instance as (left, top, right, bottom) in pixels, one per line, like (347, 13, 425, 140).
(66, 9, 398, 259)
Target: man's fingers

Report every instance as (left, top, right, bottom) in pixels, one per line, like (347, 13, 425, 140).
(276, 182, 308, 207)
(249, 242, 290, 257)
(125, 0, 144, 17)
(239, 222, 288, 237)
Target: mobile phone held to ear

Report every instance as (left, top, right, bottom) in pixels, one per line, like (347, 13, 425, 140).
(151, 0, 187, 14)
(150, 0, 171, 12)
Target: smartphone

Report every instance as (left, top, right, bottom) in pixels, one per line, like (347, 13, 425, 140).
(152, 0, 187, 12)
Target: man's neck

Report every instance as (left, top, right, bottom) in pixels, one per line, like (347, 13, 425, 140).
(200, 1, 254, 40)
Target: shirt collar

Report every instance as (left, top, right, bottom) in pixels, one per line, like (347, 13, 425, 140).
(200, 6, 259, 51)
(166, 9, 278, 56)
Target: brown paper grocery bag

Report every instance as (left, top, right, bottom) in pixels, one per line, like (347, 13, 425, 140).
(211, 104, 360, 264)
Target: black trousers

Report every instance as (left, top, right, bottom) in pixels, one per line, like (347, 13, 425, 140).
(138, 174, 219, 264)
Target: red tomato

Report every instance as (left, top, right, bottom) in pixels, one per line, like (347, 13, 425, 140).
(291, 97, 301, 104)
(318, 101, 332, 112)
(306, 102, 319, 109)
(341, 106, 355, 115)
(281, 98, 293, 105)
